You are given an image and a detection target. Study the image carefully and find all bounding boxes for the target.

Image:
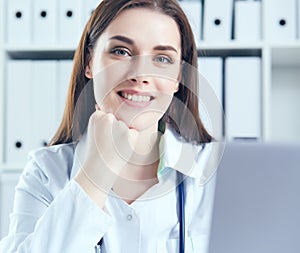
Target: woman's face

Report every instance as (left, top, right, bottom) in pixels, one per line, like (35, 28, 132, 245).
(86, 8, 182, 131)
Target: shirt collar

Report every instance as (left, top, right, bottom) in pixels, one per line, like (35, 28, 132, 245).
(159, 128, 207, 179)
(71, 127, 225, 183)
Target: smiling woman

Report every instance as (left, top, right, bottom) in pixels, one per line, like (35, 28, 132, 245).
(87, 7, 182, 131)
(0, 1, 219, 253)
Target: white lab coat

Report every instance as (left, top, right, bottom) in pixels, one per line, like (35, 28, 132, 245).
(0, 128, 217, 253)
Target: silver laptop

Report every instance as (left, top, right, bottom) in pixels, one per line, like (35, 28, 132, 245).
(208, 141, 300, 253)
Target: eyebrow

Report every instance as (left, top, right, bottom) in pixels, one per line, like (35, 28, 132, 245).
(153, 45, 178, 53)
(109, 35, 134, 45)
(109, 35, 178, 53)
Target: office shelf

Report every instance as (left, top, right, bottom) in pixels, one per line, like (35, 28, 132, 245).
(1, 0, 300, 170)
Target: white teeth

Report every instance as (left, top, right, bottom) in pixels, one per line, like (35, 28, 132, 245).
(121, 92, 151, 102)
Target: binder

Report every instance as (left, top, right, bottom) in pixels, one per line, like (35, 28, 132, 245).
(58, 0, 82, 46)
(81, 0, 100, 30)
(6, 60, 32, 165)
(0, 172, 21, 239)
(32, 0, 56, 44)
(31, 61, 57, 148)
(266, 0, 296, 42)
(203, 0, 234, 42)
(298, 0, 300, 39)
(179, 0, 202, 44)
(225, 57, 261, 140)
(7, 0, 32, 44)
(6, 60, 58, 165)
(234, 0, 262, 42)
(198, 57, 223, 139)
(57, 60, 73, 126)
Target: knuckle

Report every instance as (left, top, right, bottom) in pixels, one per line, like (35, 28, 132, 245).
(128, 128, 138, 138)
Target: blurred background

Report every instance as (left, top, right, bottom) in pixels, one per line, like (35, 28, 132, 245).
(0, 0, 300, 239)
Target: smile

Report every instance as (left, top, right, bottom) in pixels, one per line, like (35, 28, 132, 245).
(118, 91, 154, 103)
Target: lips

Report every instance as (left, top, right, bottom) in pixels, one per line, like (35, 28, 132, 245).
(117, 90, 155, 103)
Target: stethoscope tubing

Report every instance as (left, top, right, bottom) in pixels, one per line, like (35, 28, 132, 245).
(177, 172, 185, 253)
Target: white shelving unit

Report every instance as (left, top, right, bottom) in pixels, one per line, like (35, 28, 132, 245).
(0, 1, 300, 165)
(0, 0, 6, 170)
(267, 44, 300, 142)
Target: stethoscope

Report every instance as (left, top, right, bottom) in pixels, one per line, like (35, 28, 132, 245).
(95, 171, 186, 253)
(177, 171, 186, 253)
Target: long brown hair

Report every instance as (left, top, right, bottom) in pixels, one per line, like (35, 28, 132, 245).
(50, 0, 212, 146)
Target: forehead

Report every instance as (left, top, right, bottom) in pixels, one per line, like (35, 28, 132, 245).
(102, 7, 181, 47)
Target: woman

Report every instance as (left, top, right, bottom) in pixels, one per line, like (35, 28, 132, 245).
(0, 0, 222, 252)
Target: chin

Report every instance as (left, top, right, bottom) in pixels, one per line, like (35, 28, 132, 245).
(126, 119, 155, 131)
(128, 122, 153, 131)
(118, 113, 163, 132)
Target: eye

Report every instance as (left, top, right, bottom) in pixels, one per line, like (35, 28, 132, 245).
(154, 55, 174, 64)
(111, 48, 131, 57)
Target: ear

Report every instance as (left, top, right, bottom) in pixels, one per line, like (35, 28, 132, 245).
(175, 70, 182, 93)
(174, 82, 179, 93)
(85, 64, 93, 79)
(177, 60, 183, 84)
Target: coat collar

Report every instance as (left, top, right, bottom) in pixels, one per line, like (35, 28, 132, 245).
(70, 127, 225, 184)
(160, 128, 224, 184)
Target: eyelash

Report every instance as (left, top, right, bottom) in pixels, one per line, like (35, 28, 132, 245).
(153, 55, 174, 64)
(110, 47, 174, 64)
(111, 47, 131, 57)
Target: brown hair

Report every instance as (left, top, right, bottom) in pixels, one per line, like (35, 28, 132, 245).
(50, 0, 212, 146)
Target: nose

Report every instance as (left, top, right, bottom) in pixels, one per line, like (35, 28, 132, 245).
(127, 56, 152, 85)
(129, 76, 150, 85)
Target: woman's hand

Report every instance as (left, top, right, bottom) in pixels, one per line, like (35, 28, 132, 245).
(86, 108, 140, 172)
(74, 107, 140, 207)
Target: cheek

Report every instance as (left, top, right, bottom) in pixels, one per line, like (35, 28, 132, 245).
(93, 63, 130, 108)
(156, 79, 177, 102)
(93, 79, 109, 109)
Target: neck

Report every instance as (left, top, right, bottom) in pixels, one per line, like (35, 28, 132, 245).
(112, 126, 162, 204)
(118, 159, 160, 181)
(119, 126, 162, 181)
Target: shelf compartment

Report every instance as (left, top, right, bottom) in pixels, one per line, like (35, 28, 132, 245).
(197, 42, 263, 57)
(271, 44, 300, 66)
(5, 45, 75, 60)
(270, 65, 300, 142)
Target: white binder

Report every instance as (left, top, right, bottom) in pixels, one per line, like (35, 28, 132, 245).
(298, 0, 300, 39)
(7, 0, 32, 44)
(234, 0, 262, 42)
(58, 0, 82, 46)
(32, 0, 56, 44)
(0, 172, 21, 239)
(57, 60, 73, 126)
(198, 57, 223, 139)
(31, 61, 57, 148)
(203, 0, 234, 42)
(179, 0, 202, 44)
(6, 60, 32, 166)
(82, 0, 100, 30)
(225, 57, 261, 140)
(266, 0, 297, 42)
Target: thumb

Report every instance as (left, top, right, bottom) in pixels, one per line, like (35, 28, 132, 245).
(95, 103, 101, 111)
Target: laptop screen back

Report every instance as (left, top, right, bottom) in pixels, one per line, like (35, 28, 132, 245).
(208, 142, 300, 253)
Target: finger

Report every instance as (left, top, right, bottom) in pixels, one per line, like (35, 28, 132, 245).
(95, 103, 101, 111)
(94, 108, 106, 119)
